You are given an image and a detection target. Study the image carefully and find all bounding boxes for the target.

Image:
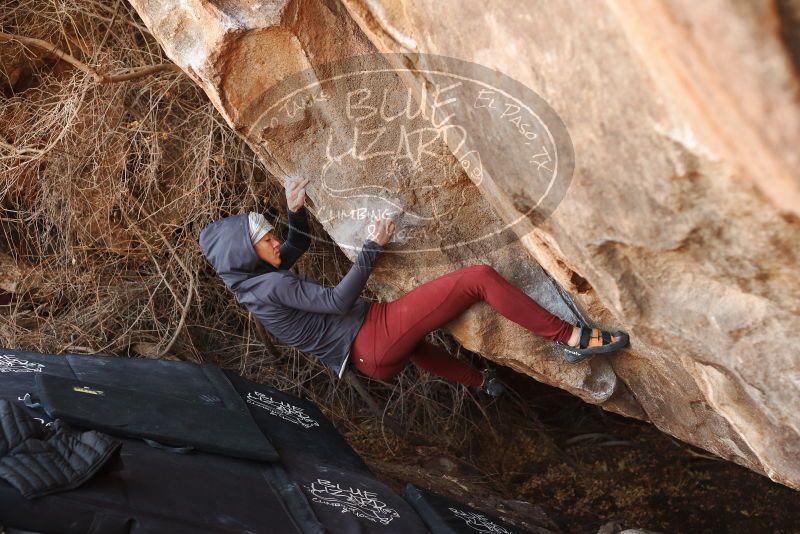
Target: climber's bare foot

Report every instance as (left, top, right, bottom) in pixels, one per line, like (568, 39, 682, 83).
(567, 326, 620, 348)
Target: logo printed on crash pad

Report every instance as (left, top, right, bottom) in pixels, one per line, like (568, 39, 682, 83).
(305, 478, 400, 525)
(72, 385, 105, 396)
(246, 391, 320, 429)
(448, 507, 513, 534)
(0, 354, 44, 373)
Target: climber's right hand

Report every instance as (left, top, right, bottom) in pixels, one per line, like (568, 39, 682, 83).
(286, 177, 310, 212)
(370, 217, 396, 247)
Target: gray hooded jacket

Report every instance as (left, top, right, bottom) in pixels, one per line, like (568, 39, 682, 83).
(199, 207, 383, 378)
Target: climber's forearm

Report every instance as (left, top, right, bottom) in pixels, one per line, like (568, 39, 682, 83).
(329, 239, 383, 312)
(285, 207, 311, 251)
(277, 207, 311, 270)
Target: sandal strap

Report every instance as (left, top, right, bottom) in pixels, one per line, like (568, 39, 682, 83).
(601, 331, 611, 345)
(578, 324, 592, 349)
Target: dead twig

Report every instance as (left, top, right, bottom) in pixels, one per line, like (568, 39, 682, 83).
(0, 31, 180, 83)
(157, 274, 194, 357)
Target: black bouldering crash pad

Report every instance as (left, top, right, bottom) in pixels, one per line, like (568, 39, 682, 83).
(0, 349, 320, 533)
(283, 457, 430, 534)
(225, 370, 371, 473)
(225, 372, 429, 532)
(0, 434, 320, 533)
(404, 484, 531, 533)
(0, 348, 431, 534)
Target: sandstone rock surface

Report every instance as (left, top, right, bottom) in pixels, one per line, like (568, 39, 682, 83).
(127, 0, 800, 488)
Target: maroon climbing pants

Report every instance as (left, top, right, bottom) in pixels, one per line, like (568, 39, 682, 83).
(350, 264, 574, 387)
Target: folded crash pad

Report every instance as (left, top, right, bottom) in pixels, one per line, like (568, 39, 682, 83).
(35, 372, 277, 461)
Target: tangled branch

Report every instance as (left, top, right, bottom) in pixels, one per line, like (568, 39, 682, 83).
(0, 31, 181, 83)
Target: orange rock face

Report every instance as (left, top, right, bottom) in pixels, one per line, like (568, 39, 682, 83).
(127, 0, 800, 488)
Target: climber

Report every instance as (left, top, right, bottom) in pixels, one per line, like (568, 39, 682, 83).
(198, 178, 629, 398)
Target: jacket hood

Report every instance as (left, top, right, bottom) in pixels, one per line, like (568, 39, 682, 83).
(199, 213, 275, 292)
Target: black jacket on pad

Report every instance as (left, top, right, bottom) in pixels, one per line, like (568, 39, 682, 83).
(0, 399, 121, 499)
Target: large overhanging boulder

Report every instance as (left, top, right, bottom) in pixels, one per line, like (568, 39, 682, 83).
(127, 0, 800, 489)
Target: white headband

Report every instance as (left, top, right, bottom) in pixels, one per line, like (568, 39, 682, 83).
(248, 212, 274, 245)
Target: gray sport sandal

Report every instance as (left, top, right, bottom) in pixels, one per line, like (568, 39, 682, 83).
(560, 324, 630, 364)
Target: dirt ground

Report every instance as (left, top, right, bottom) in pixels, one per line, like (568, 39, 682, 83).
(344, 365, 800, 534)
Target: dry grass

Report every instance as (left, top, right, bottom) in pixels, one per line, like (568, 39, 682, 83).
(0, 0, 484, 453)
